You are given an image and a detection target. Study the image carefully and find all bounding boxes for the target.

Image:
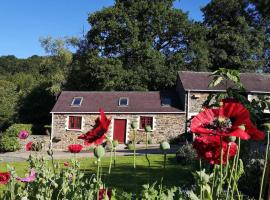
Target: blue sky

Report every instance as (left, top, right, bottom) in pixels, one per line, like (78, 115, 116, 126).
(0, 0, 209, 58)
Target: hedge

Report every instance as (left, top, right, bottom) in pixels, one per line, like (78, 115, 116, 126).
(4, 124, 33, 138)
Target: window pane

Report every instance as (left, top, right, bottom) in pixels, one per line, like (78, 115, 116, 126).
(69, 116, 82, 129)
(71, 97, 83, 106)
(140, 116, 153, 129)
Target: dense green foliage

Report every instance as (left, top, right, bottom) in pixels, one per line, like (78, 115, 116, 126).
(202, 0, 266, 71)
(0, 0, 269, 129)
(4, 124, 33, 137)
(67, 0, 209, 91)
(0, 135, 20, 152)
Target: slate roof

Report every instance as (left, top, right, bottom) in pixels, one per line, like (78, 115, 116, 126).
(178, 71, 270, 93)
(51, 91, 184, 113)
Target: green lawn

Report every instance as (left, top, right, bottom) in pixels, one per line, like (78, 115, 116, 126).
(0, 154, 194, 194)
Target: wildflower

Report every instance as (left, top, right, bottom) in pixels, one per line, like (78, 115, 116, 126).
(26, 141, 33, 151)
(18, 130, 29, 140)
(0, 172, 10, 185)
(68, 144, 83, 153)
(64, 162, 69, 166)
(16, 169, 36, 183)
(78, 108, 111, 145)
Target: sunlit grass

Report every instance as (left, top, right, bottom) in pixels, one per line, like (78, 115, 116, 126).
(0, 154, 194, 194)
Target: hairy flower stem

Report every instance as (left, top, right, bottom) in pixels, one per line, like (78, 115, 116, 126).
(231, 138, 241, 199)
(145, 134, 150, 167)
(219, 136, 223, 198)
(163, 153, 167, 169)
(200, 159, 203, 200)
(133, 129, 136, 169)
(223, 144, 231, 181)
(113, 148, 116, 168)
(226, 153, 236, 200)
(259, 131, 270, 200)
(211, 165, 217, 196)
(108, 140, 113, 174)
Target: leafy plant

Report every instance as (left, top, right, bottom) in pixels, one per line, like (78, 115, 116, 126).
(0, 134, 20, 152)
(176, 143, 197, 165)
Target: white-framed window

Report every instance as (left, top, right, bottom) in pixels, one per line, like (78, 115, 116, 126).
(118, 97, 129, 106)
(139, 116, 154, 130)
(67, 116, 83, 131)
(71, 97, 83, 106)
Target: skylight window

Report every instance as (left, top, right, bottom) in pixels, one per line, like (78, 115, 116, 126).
(71, 97, 83, 106)
(119, 97, 129, 106)
(161, 97, 172, 106)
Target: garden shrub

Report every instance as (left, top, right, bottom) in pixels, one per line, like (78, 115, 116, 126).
(239, 144, 265, 198)
(4, 123, 33, 137)
(0, 134, 20, 152)
(175, 142, 197, 165)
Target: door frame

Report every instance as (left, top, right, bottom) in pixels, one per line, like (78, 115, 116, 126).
(112, 117, 128, 144)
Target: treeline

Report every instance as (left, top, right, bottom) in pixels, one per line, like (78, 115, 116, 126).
(0, 0, 269, 130)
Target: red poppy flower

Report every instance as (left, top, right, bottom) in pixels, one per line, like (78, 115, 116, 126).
(193, 135, 238, 165)
(68, 144, 83, 153)
(78, 108, 111, 146)
(64, 162, 69, 166)
(26, 141, 33, 151)
(191, 99, 264, 140)
(99, 188, 112, 200)
(0, 172, 10, 185)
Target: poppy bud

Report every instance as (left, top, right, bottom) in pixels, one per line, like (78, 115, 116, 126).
(238, 124, 245, 131)
(94, 146, 105, 159)
(227, 136, 236, 142)
(263, 123, 270, 131)
(160, 141, 170, 150)
(131, 121, 138, 129)
(112, 140, 118, 148)
(145, 125, 152, 133)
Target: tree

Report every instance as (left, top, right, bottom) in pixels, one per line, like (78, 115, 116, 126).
(202, 0, 266, 71)
(0, 80, 18, 130)
(68, 0, 209, 91)
(39, 36, 78, 98)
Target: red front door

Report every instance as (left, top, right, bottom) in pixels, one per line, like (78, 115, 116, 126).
(113, 119, 126, 144)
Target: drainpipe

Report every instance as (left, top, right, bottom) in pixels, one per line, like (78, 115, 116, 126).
(185, 90, 190, 134)
(50, 113, 54, 150)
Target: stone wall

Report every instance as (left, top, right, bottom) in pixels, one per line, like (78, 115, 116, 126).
(189, 92, 209, 113)
(52, 113, 185, 150)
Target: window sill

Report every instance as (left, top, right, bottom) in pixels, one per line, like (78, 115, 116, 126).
(66, 128, 83, 132)
(137, 129, 154, 132)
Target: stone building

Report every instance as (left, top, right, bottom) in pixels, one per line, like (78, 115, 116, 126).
(177, 71, 270, 120)
(51, 91, 185, 149)
(50, 71, 270, 149)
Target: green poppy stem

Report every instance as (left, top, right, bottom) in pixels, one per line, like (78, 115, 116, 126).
(163, 152, 167, 169)
(226, 152, 236, 200)
(133, 129, 136, 169)
(259, 131, 270, 200)
(200, 159, 203, 200)
(219, 136, 223, 197)
(108, 140, 113, 174)
(211, 165, 216, 196)
(145, 134, 150, 167)
(113, 148, 116, 168)
(230, 138, 241, 199)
